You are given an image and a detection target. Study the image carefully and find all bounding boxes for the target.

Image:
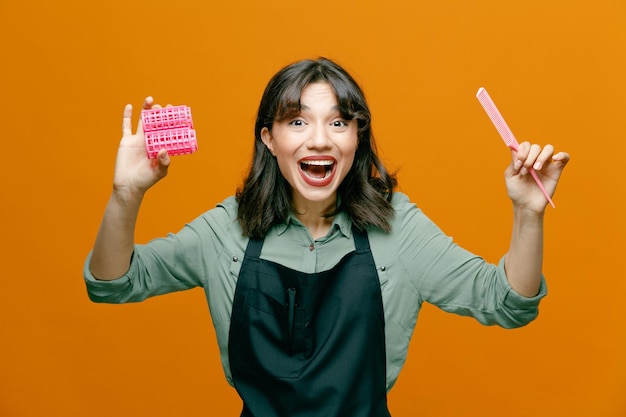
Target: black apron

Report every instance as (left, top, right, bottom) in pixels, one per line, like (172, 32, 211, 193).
(228, 228, 391, 417)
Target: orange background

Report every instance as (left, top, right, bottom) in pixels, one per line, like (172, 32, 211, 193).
(1, 0, 624, 416)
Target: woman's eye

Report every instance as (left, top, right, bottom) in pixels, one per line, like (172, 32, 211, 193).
(332, 120, 348, 127)
(289, 119, 305, 127)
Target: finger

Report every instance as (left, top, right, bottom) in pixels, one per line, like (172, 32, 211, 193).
(552, 151, 570, 163)
(518, 143, 541, 175)
(154, 149, 171, 179)
(137, 97, 154, 136)
(525, 144, 542, 167)
(511, 142, 529, 175)
(510, 149, 523, 173)
(122, 104, 133, 136)
(532, 144, 555, 170)
(157, 149, 171, 167)
(515, 141, 531, 160)
(142, 96, 154, 110)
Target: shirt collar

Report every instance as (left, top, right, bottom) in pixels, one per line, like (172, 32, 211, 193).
(275, 209, 353, 238)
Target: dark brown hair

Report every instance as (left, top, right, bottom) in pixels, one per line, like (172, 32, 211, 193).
(236, 57, 397, 237)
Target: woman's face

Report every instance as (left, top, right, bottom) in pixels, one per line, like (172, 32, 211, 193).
(261, 82, 358, 211)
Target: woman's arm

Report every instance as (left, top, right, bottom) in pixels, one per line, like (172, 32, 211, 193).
(503, 142, 570, 297)
(89, 98, 171, 280)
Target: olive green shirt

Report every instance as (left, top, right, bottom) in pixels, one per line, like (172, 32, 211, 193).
(84, 192, 546, 391)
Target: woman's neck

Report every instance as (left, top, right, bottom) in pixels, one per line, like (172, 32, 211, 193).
(295, 213, 334, 240)
(292, 197, 337, 240)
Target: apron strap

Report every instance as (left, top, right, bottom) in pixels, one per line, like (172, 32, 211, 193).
(352, 226, 370, 251)
(244, 237, 264, 259)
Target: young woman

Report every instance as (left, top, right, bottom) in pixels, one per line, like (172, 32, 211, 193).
(85, 58, 570, 417)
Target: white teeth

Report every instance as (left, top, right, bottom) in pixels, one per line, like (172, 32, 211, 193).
(300, 160, 334, 166)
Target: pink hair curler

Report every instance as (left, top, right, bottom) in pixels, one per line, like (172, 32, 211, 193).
(141, 105, 198, 158)
(145, 128, 198, 159)
(476, 87, 555, 208)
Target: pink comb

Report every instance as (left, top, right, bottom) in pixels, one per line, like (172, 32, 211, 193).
(475, 88, 555, 208)
(141, 105, 198, 159)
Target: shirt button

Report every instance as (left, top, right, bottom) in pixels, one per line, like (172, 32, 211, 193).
(380, 266, 386, 271)
(232, 256, 239, 262)
(309, 243, 315, 251)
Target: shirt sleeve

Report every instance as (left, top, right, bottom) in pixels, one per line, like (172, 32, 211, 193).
(394, 193, 547, 329)
(83, 199, 236, 304)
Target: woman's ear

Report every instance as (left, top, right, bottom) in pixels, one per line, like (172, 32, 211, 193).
(261, 127, 276, 156)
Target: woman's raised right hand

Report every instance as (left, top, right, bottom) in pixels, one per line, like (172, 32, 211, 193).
(113, 97, 171, 199)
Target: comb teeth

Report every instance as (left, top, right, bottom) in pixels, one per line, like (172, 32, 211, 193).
(476, 87, 519, 150)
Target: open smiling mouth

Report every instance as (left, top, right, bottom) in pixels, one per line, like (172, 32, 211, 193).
(299, 159, 336, 186)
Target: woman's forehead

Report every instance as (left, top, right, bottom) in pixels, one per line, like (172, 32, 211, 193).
(299, 83, 338, 105)
(275, 82, 340, 116)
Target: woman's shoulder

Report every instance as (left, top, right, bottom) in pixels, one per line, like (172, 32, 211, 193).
(215, 195, 239, 216)
(388, 191, 437, 231)
(190, 195, 242, 231)
(367, 192, 418, 237)
(390, 191, 419, 212)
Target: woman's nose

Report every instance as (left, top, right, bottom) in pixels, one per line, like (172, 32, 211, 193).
(307, 124, 332, 149)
